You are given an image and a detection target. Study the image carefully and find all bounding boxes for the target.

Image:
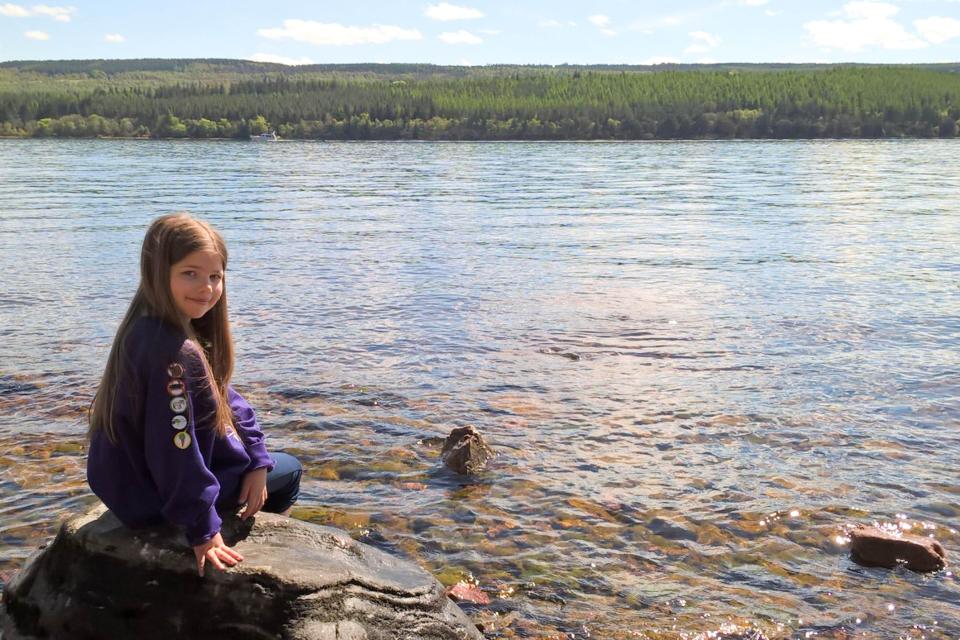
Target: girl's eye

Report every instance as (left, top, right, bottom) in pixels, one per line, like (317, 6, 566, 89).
(211, 274, 223, 282)
(184, 270, 196, 277)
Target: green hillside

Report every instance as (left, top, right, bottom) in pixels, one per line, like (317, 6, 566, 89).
(1, 59, 958, 139)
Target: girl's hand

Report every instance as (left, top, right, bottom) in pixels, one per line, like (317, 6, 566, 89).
(238, 467, 268, 520)
(193, 532, 243, 577)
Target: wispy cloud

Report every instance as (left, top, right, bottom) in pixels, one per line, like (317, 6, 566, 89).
(1, 3, 75, 21)
(438, 29, 482, 44)
(104, 33, 125, 43)
(630, 0, 773, 32)
(24, 29, 48, 39)
(641, 55, 680, 65)
(0, 3, 30, 17)
(258, 20, 423, 45)
(425, 2, 483, 21)
(248, 52, 315, 65)
(804, 2, 927, 51)
(588, 14, 616, 36)
(685, 30, 721, 53)
(31, 4, 73, 21)
(539, 18, 577, 28)
(588, 14, 610, 28)
(914, 16, 960, 44)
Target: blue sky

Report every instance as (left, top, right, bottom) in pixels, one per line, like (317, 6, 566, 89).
(2, 0, 959, 65)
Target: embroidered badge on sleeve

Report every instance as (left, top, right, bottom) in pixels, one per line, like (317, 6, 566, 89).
(173, 431, 192, 450)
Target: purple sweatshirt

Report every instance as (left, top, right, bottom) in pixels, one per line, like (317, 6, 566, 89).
(87, 316, 274, 546)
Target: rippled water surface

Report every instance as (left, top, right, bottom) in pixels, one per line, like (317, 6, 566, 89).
(1, 139, 959, 638)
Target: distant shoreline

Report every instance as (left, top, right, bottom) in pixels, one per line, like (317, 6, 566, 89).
(3, 60, 958, 140)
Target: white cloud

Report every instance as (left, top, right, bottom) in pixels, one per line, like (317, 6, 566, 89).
(739, 0, 767, 5)
(588, 14, 616, 35)
(842, 1, 897, 20)
(24, 29, 48, 39)
(1, 3, 74, 20)
(438, 29, 482, 44)
(915, 16, 960, 44)
(31, 4, 74, 22)
(104, 33, 125, 43)
(0, 3, 30, 17)
(697, 57, 718, 64)
(685, 30, 720, 53)
(478, 29, 501, 35)
(258, 20, 423, 45)
(765, 9, 782, 16)
(425, 2, 483, 21)
(803, 2, 928, 51)
(641, 56, 680, 65)
(690, 30, 721, 46)
(588, 14, 610, 27)
(248, 53, 315, 65)
(540, 18, 577, 28)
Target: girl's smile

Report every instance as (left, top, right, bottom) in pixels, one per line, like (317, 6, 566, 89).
(169, 250, 224, 320)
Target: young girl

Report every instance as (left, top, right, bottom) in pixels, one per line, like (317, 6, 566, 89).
(87, 213, 301, 577)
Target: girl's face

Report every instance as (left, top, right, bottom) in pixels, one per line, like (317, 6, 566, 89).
(169, 250, 224, 320)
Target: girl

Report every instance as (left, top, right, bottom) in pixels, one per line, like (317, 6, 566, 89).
(87, 213, 301, 577)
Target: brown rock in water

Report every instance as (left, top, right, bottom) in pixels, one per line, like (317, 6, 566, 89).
(441, 426, 494, 475)
(1, 505, 483, 640)
(849, 525, 947, 572)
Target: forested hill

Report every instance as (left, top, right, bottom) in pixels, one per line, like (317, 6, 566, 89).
(1, 58, 959, 139)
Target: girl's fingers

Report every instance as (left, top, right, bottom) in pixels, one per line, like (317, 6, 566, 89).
(206, 549, 228, 571)
(197, 555, 206, 577)
(220, 546, 244, 562)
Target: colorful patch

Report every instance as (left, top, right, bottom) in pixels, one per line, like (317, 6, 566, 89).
(166, 362, 185, 378)
(166, 379, 185, 397)
(169, 397, 188, 413)
(173, 431, 192, 450)
(171, 415, 187, 430)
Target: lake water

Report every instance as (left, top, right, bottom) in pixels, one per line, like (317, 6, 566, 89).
(1, 139, 958, 639)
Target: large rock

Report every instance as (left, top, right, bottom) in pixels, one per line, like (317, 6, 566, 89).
(1, 505, 483, 640)
(441, 426, 494, 475)
(850, 524, 947, 572)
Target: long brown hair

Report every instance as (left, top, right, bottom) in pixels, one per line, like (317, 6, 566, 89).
(89, 213, 235, 443)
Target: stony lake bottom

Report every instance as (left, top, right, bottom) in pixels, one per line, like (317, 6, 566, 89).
(0, 139, 958, 639)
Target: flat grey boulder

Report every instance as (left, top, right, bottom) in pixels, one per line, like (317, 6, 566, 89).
(2, 505, 482, 640)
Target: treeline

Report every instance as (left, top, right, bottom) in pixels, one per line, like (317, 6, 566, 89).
(1, 61, 959, 140)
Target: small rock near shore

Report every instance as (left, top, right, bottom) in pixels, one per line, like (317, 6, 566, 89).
(441, 426, 494, 475)
(849, 524, 947, 572)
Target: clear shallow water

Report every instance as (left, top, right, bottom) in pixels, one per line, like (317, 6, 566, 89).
(0, 139, 958, 639)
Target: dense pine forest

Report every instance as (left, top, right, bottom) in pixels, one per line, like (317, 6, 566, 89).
(1, 59, 959, 140)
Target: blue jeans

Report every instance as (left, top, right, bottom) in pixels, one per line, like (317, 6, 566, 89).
(262, 452, 302, 513)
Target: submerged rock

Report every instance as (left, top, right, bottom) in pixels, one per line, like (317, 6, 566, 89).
(1, 505, 482, 640)
(441, 426, 494, 475)
(850, 524, 947, 572)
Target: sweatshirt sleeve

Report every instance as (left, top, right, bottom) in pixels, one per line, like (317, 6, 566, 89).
(228, 386, 275, 473)
(142, 343, 222, 546)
